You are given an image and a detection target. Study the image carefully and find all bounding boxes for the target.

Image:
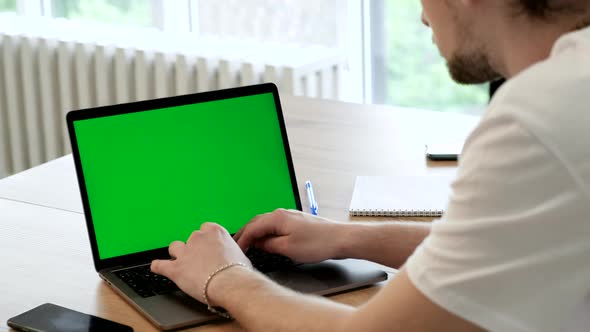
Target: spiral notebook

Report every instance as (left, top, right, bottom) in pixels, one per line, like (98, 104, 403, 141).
(349, 175, 454, 217)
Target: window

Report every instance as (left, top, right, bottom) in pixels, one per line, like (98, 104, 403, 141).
(5, 0, 487, 112)
(193, 0, 345, 48)
(371, 0, 488, 113)
(0, 0, 17, 12)
(52, 0, 153, 27)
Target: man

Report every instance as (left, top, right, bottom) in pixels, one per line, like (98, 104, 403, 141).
(151, 1, 590, 331)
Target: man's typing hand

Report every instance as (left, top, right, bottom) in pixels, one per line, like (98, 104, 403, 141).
(234, 209, 344, 263)
(151, 222, 253, 304)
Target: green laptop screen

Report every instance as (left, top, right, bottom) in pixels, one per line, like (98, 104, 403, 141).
(73, 92, 298, 259)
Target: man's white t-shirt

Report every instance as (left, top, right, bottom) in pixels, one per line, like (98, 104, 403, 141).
(406, 27, 590, 332)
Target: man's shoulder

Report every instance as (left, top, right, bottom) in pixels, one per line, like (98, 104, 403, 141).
(494, 27, 588, 116)
(494, 52, 587, 114)
(482, 32, 590, 186)
(491, 27, 590, 124)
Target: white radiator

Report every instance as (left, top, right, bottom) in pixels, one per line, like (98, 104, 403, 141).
(0, 16, 345, 178)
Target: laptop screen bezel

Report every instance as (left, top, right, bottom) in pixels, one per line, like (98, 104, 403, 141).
(66, 83, 302, 272)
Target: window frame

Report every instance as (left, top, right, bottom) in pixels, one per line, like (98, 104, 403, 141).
(10, 0, 367, 104)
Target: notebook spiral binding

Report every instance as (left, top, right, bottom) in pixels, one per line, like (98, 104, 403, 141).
(349, 209, 444, 217)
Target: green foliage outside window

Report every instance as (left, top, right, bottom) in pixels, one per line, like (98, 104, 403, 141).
(53, 0, 152, 27)
(386, 0, 488, 113)
(0, 0, 16, 12)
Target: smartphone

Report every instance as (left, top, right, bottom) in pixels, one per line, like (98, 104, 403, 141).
(425, 142, 462, 161)
(7, 303, 133, 332)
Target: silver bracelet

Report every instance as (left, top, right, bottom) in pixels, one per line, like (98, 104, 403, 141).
(203, 262, 250, 319)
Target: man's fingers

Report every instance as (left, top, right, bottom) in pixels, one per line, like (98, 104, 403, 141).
(256, 236, 290, 255)
(168, 241, 185, 259)
(233, 224, 248, 241)
(233, 212, 271, 242)
(236, 216, 283, 251)
(150, 259, 175, 278)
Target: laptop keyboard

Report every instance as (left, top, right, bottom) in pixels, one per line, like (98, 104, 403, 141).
(114, 265, 179, 298)
(114, 249, 295, 298)
(246, 248, 296, 273)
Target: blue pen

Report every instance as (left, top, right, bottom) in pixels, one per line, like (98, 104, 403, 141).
(305, 180, 318, 215)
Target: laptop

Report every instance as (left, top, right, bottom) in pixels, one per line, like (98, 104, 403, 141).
(66, 83, 388, 330)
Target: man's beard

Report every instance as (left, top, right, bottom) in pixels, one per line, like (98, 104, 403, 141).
(447, 50, 501, 84)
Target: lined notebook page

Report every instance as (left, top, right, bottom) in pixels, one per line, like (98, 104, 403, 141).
(349, 176, 454, 217)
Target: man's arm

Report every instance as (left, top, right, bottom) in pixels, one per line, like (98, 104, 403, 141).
(151, 222, 484, 332)
(336, 221, 431, 268)
(233, 209, 431, 269)
(206, 264, 483, 332)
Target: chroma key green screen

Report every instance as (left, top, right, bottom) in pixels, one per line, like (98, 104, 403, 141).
(73, 92, 298, 259)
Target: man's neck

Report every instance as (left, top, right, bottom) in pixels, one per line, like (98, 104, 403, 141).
(496, 22, 570, 79)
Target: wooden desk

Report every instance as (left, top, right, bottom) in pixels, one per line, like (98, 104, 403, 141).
(0, 96, 478, 331)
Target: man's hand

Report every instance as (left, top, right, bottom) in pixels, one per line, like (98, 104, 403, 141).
(234, 208, 343, 263)
(150, 222, 253, 304)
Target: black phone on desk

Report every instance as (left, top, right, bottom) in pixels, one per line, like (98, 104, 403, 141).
(425, 142, 462, 161)
(7, 303, 133, 332)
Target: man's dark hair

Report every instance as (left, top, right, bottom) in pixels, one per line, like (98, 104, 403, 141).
(515, 0, 589, 19)
(518, 0, 554, 17)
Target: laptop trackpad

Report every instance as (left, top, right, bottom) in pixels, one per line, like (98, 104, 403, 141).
(267, 268, 329, 292)
(266, 259, 386, 295)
